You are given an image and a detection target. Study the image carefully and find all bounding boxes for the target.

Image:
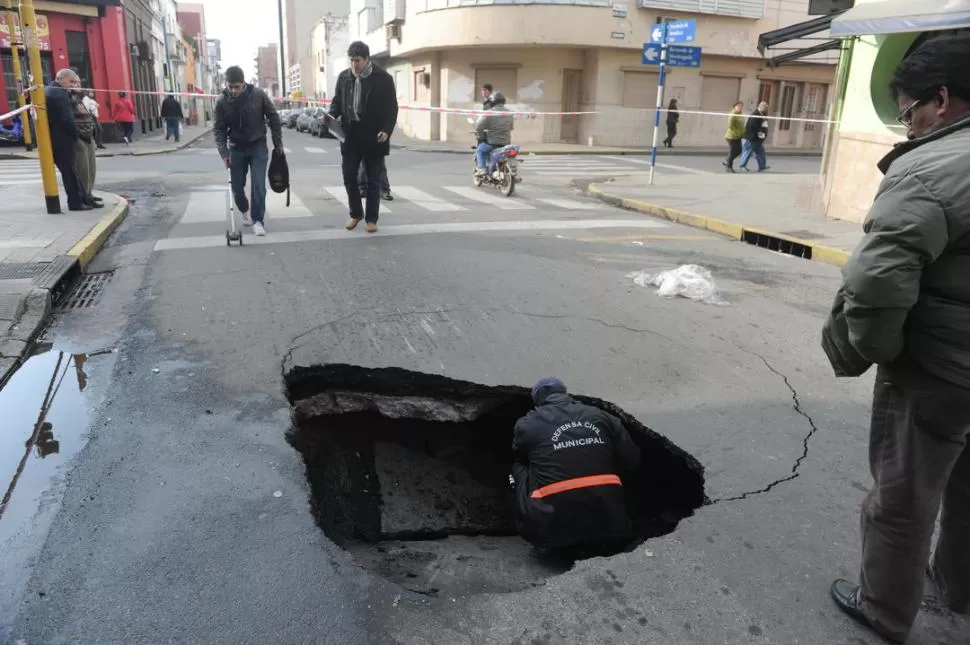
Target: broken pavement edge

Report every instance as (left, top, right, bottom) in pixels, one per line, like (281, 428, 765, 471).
(585, 183, 851, 268)
(0, 193, 130, 388)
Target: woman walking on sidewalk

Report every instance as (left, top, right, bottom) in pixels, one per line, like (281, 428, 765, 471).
(723, 101, 745, 172)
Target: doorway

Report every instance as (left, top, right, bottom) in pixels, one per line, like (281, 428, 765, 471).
(65, 31, 93, 93)
(560, 69, 581, 142)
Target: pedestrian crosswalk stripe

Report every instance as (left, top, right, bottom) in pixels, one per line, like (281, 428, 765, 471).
(305, 146, 327, 154)
(535, 198, 604, 210)
(535, 169, 636, 176)
(153, 218, 670, 252)
(442, 186, 535, 210)
(323, 185, 392, 213)
(391, 186, 466, 212)
(180, 187, 313, 223)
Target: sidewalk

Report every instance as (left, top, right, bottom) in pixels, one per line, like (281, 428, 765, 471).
(392, 133, 823, 157)
(0, 184, 129, 386)
(0, 124, 212, 160)
(587, 173, 862, 267)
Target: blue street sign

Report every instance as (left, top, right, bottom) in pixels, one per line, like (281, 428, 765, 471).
(667, 44, 702, 68)
(642, 43, 662, 65)
(649, 18, 697, 44)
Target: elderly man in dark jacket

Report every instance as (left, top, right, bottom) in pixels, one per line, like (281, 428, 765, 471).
(511, 378, 641, 554)
(214, 65, 284, 237)
(161, 94, 183, 142)
(44, 69, 89, 211)
(328, 40, 398, 233)
(823, 34, 970, 644)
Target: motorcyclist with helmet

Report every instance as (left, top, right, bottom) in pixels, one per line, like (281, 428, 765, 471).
(474, 91, 514, 180)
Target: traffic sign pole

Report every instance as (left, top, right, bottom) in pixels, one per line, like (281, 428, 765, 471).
(649, 23, 667, 186)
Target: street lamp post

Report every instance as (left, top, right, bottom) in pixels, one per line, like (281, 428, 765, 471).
(277, 0, 286, 97)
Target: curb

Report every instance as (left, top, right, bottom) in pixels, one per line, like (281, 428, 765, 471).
(390, 145, 823, 158)
(585, 183, 850, 268)
(0, 128, 212, 160)
(67, 193, 131, 269)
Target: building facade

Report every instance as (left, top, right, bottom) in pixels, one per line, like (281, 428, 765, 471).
(256, 43, 280, 96)
(285, 0, 350, 99)
(311, 16, 349, 99)
(0, 0, 137, 142)
(372, 0, 835, 149)
(819, 0, 970, 223)
(123, 0, 162, 135)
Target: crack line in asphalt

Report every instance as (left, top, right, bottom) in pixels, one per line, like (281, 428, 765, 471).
(708, 347, 821, 505)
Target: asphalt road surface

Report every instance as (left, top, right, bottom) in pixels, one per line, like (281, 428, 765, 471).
(0, 133, 965, 645)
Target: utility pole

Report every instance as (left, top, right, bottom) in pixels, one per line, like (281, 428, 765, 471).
(277, 0, 286, 97)
(648, 17, 668, 186)
(18, 0, 59, 213)
(4, 0, 32, 149)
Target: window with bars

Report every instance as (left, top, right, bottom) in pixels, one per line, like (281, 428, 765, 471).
(778, 84, 797, 131)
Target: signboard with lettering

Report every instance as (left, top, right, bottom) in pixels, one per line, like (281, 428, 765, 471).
(0, 14, 52, 51)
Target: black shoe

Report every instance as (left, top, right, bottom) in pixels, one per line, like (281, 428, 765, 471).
(830, 579, 873, 628)
(381, 190, 393, 201)
(85, 198, 104, 208)
(758, 166, 770, 172)
(69, 203, 93, 211)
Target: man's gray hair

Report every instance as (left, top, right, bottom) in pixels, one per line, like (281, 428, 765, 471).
(55, 68, 79, 82)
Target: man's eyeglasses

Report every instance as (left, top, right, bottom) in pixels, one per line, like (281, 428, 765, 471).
(896, 99, 921, 126)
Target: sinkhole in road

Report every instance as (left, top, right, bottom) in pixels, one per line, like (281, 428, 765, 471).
(284, 364, 707, 597)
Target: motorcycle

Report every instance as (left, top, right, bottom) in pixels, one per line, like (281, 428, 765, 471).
(467, 117, 521, 197)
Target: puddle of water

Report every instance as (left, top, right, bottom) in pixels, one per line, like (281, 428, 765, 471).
(0, 344, 92, 529)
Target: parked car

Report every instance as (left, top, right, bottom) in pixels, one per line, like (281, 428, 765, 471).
(283, 110, 300, 129)
(296, 108, 316, 132)
(309, 108, 333, 138)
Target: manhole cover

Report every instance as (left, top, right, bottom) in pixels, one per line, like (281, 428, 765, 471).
(284, 364, 706, 597)
(0, 262, 47, 280)
(57, 272, 113, 310)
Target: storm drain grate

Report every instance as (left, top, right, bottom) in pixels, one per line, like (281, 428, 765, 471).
(0, 262, 48, 280)
(741, 230, 813, 260)
(57, 272, 114, 310)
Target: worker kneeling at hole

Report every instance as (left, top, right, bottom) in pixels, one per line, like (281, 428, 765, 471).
(512, 378, 642, 555)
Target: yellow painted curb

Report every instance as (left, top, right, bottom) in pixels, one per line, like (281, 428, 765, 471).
(587, 183, 850, 268)
(67, 194, 130, 269)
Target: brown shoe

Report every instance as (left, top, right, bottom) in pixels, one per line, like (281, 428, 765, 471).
(346, 217, 360, 230)
(366, 222, 378, 233)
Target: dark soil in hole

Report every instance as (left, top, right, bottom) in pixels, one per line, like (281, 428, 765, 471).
(284, 364, 706, 596)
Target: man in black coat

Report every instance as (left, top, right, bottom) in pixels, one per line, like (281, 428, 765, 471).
(511, 378, 642, 554)
(328, 41, 398, 233)
(739, 100, 770, 172)
(161, 94, 183, 142)
(44, 69, 89, 211)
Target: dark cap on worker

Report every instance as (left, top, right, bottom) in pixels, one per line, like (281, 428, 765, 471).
(532, 377, 567, 404)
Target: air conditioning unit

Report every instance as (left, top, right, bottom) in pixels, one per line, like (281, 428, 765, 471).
(137, 40, 150, 59)
(386, 23, 401, 41)
(384, 0, 405, 24)
(130, 44, 139, 58)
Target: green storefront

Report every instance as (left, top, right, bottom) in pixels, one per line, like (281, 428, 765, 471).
(820, 0, 970, 223)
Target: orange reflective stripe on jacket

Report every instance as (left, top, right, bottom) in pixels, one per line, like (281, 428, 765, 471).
(530, 474, 622, 499)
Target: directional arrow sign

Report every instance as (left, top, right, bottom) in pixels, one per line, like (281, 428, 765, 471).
(642, 43, 661, 65)
(649, 18, 697, 44)
(649, 25, 664, 44)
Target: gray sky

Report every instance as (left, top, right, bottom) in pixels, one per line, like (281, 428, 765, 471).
(202, 0, 282, 81)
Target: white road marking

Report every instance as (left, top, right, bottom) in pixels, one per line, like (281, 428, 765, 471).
(535, 198, 604, 210)
(443, 186, 535, 210)
(179, 187, 313, 224)
(305, 146, 327, 154)
(391, 186, 466, 212)
(154, 218, 670, 251)
(323, 185, 391, 213)
(601, 156, 713, 174)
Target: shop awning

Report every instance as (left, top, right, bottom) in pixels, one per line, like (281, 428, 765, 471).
(830, 0, 970, 37)
(767, 39, 842, 67)
(758, 12, 846, 55)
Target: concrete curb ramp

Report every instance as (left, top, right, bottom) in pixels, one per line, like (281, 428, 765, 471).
(586, 183, 850, 268)
(0, 128, 213, 160)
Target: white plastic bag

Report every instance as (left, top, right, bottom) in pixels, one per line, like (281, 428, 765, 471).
(628, 264, 728, 306)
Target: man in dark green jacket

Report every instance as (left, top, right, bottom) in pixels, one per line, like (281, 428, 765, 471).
(823, 35, 970, 644)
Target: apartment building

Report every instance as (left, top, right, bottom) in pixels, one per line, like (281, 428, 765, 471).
(311, 16, 350, 99)
(256, 44, 281, 96)
(373, 0, 837, 150)
(285, 0, 351, 98)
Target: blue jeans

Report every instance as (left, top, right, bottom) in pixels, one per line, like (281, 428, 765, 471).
(739, 139, 766, 170)
(165, 118, 180, 140)
(229, 145, 269, 224)
(476, 142, 496, 171)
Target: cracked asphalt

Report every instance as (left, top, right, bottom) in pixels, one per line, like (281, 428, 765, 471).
(1, 145, 966, 644)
